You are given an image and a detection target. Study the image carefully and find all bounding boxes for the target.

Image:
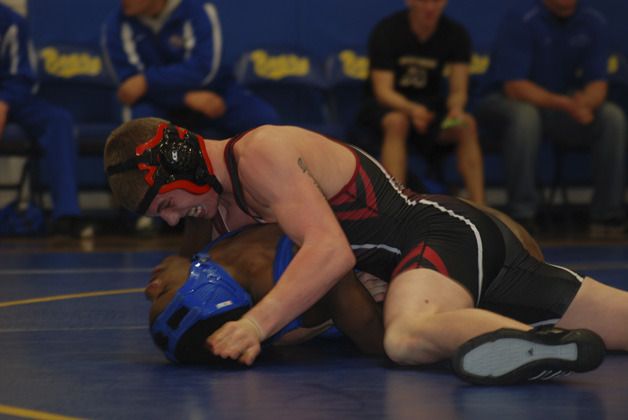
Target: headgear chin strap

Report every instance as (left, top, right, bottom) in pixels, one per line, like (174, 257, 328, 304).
(106, 122, 223, 214)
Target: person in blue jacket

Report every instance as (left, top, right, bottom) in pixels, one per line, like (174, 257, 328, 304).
(475, 0, 626, 236)
(0, 4, 92, 237)
(102, 0, 280, 135)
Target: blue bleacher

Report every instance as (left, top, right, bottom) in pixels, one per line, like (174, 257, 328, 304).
(1, 0, 626, 199)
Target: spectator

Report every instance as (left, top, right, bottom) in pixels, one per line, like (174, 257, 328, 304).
(102, 0, 280, 136)
(0, 4, 92, 238)
(354, 0, 485, 204)
(475, 0, 626, 236)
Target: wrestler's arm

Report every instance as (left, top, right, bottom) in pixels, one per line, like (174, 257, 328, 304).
(240, 133, 356, 335)
(207, 128, 356, 364)
(321, 271, 385, 356)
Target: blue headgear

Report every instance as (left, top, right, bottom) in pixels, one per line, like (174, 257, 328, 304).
(150, 254, 252, 363)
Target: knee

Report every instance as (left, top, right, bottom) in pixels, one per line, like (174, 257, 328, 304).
(383, 320, 439, 365)
(506, 101, 541, 130)
(597, 102, 626, 133)
(381, 111, 410, 139)
(497, 101, 542, 156)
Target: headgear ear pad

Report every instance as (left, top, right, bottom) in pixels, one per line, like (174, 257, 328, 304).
(153, 306, 249, 366)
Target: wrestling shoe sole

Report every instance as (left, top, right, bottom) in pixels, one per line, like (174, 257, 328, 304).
(452, 328, 605, 385)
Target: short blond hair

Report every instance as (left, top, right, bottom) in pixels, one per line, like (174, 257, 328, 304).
(104, 117, 168, 213)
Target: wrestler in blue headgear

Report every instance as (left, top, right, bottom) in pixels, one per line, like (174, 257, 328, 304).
(150, 233, 304, 364)
(150, 254, 252, 364)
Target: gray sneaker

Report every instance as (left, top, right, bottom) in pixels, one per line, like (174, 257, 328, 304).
(452, 328, 606, 385)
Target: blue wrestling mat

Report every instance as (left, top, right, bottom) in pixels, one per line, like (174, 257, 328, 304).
(0, 245, 627, 419)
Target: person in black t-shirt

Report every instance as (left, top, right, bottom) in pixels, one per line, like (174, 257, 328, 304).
(355, 0, 485, 204)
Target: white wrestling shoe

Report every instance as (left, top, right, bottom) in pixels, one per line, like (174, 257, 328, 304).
(452, 327, 606, 385)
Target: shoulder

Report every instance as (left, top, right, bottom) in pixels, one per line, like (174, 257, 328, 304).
(0, 4, 25, 28)
(372, 10, 407, 35)
(178, 0, 214, 14)
(239, 125, 308, 152)
(235, 125, 287, 160)
(440, 16, 469, 38)
(0, 4, 22, 21)
(580, 6, 608, 29)
(236, 125, 327, 168)
(103, 7, 125, 28)
(493, 0, 540, 29)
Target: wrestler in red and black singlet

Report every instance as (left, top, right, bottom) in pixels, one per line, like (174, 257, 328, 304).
(224, 132, 582, 326)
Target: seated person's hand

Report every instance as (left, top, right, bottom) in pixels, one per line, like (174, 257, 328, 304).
(117, 74, 148, 105)
(570, 92, 595, 125)
(184, 90, 227, 119)
(441, 108, 466, 130)
(571, 106, 594, 125)
(561, 95, 594, 125)
(408, 103, 435, 134)
(446, 107, 464, 121)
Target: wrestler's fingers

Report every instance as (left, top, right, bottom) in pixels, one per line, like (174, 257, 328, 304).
(206, 323, 232, 347)
(205, 334, 222, 353)
(211, 341, 246, 361)
(205, 328, 234, 354)
(238, 346, 260, 366)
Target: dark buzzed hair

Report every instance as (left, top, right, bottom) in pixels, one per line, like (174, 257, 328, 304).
(103, 117, 168, 213)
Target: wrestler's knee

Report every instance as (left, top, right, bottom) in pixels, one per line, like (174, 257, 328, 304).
(383, 319, 440, 365)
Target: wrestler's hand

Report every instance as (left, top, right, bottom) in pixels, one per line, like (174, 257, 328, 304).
(205, 316, 263, 366)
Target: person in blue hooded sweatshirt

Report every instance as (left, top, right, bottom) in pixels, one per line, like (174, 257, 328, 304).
(102, 0, 279, 135)
(0, 4, 92, 237)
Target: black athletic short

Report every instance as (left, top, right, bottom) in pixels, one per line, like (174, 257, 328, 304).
(479, 214, 583, 326)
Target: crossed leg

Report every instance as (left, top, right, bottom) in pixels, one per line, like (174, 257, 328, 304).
(383, 268, 628, 367)
(382, 268, 531, 365)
